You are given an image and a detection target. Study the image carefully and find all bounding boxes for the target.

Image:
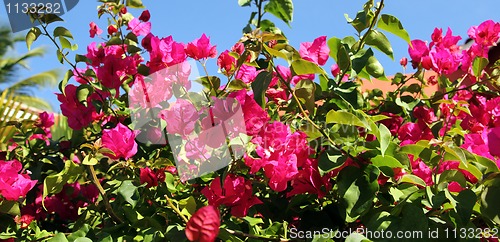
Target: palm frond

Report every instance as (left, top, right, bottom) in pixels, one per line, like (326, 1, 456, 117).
(8, 69, 60, 92)
(11, 94, 53, 111)
(0, 90, 38, 147)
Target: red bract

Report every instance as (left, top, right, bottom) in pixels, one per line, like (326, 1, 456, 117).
(228, 90, 269, 136)
(399, 57, 408, 68)
(140, 167, 166, 188)
(57, 84, 96, 130)
(139, 10, 151, 22)
(89, 22, 103, 38)
(299, 36, 329, 66)
(217, 50, 236, 75)
(379, 112, 404, 136)
(186, 33, 217, 60)
(0, 160, 37, 201)
(22, 183, 99, 221)
(102, 123, 138, 160)
(201, 175, 262, 217)
(185, 205, 220, 242)
(413, 106, 437, 125)
(107, 25, 118, 35)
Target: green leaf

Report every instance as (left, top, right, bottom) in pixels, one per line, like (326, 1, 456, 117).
(53, 27, 73, 39)
(198, 76, 221, 97)
(377, 123, 391, 156)
(337, 45, 351, 72)
(43, 160, 83, 204)
(26, 27, 41, 50)
(366, 55, 386, 79)
(338, 165, 379, 217)
(76, 85, 92, 104)
(73, 238, 92, 242)
(291, 59, 326, 75)
(371, 155, 403, 169)
(326, 110, 366, 128)
(264, 0, 294, 25)
(454, 189, 477, 227)
(345, 10, 374, 33)
(178, 196, 197, 217)
(377, 14, 411, 44)
(251, 71, 273, 107)
(365, 30, 394, 60)
(59, 70, 73, 94)
(0, 200, 20, 216)
(126, 0, 145, 8)
(294, 79, 316, 113)
(243, 216, 264, 226)
(327, 37, 342, 61)
(238, 0, 252, 7)
(118, 180, 139, 207)
(59, 37, 72, 50)
(48, 233, 69, 242)
(480, 185, 500, 225)
(227, 79, 248, 91)
(399, 174, 426, 187)
(318, 150, 347, 174)
(472, 57, 489, 77)
(82, 155, 98, 166)
(263, 44, 289, 60)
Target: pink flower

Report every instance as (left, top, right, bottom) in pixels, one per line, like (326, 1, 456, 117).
(228, 90, 269, 136)
(0, 160, 37, 201)
(448, 181, 464, 193)
(185, 34, 217, 60)
(140, 167, 165, 188)
(89, 22, 102, 38)
(235, 64, 257, 84)
(185, 205, 220, 242)
(159, 99, 199, 137)
(398, 122, 433, 145)
(330, 63, 340, 77)
(413, 106, 437, 124)
(299, 36, 329, 66)
(56, 85, 95, 130)
(231, 42, 245, 55)
(102, 123, 138, 160)
(139, 10, 151, 22)
(288, 158, 332, 198)
(35, 112, 54, 130)
(468, 20, 500, 47)
(429, 47, 461, 74)
(379, 112, 404, 136)
(409, 155, 433, 186)
(487, 126, 500, 157)
(127, 18, 151, 36)
(217, 50, 236, 75)
(400, 57, 408, 68)
(201, 175, 262, 217)
(408, 40, 429, 66)
(147, 35, 186, 73)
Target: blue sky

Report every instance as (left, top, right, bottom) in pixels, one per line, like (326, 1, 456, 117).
(1, 0, 499, 111)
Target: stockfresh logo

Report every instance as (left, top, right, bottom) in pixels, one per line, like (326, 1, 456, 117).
(3, 0, 79, 32)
